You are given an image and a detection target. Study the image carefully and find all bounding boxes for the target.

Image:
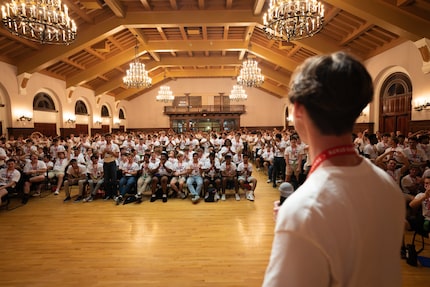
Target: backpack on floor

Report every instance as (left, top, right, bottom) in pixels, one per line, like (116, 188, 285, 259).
(205, 187, 217, 202)
(406, 244, 418, 266)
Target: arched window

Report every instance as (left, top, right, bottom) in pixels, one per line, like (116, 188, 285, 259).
(119, 108, 125, 119)
(33, 92, 56, 111)
(101, 105, 110, 117)
(75, 100, 88, 115)
(381, 72, 412, 98)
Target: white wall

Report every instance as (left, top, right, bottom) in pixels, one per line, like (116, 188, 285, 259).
(1, 40, 429, 137)
(123, 78, 289, 129)
(365, 40, 430, 128)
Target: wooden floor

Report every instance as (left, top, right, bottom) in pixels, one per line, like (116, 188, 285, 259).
(1, 169, 430, 287)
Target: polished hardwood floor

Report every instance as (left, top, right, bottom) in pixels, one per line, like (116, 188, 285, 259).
(1, 168, 429, 287)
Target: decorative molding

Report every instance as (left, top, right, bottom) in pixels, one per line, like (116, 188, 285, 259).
(414, 38, 430, 74)
(17, 73, 32, 96)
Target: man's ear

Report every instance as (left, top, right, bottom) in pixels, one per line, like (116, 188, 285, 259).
(293, 102, 305, 120)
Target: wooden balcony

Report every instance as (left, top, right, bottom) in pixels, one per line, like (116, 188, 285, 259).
(164, 105, 246, 115)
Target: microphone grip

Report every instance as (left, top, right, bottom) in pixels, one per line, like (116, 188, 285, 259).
(280, 195, 287, 205)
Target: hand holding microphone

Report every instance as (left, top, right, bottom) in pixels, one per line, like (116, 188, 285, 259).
(279, 182, 295, 205)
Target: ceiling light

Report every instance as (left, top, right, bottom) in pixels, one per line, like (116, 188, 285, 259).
(229, 85, 248, 101)
(237, 58, 264, 88)
(123, 35, 152, 89)
(1, 0, 77, 45)
(263, 0, 324, 42)
(156, 86, 175, 103)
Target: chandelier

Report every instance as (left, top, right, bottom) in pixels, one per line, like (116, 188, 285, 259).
(263, 0, 324, 42)
(123, 36, 152, 89)
(1, 0, 77, 45)
(156, 86, 174, 103)
(237, 58, 264, 88)
(229, 85, 248, 101)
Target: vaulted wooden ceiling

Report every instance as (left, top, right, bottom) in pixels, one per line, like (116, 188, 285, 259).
(0, 0, 429, 101)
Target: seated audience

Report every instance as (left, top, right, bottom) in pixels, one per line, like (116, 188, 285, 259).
(220, 154, 239, 201)
(0, 159, 21, 205)
(237, 153, 257, 201)
(83, 155, 104, 202)
(22, 153, 47, 204)
(63, 159, 87, 203)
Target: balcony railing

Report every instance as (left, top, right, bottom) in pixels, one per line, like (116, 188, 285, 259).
(164, 105, 246, 115)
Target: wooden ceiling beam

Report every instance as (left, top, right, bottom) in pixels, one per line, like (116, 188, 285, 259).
(17, 10, 261, 74)
(94, 56, 243, 95)
(63, 0, 94, 23)
(340, 23, 375, 46)
(324, 0, 430, 40)
(253, 0, 266, 15)
(104, 0, 126, 18)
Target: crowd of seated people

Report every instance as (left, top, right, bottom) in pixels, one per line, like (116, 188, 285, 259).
(0, 128, 429, 209)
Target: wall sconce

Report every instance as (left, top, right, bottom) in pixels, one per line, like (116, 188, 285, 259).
(414, 98, 430, 111)
(65, 119, 76, 124)
(94, 120, 102, 125)
(17, 115, 32, 122)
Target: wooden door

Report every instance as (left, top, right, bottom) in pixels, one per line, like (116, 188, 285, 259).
(379, 72, 412, 135)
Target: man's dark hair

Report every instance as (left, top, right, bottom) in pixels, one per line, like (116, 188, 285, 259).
(288, 52, 373, 135)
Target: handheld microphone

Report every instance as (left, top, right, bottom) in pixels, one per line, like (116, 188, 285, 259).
(279, 182, 294, 205)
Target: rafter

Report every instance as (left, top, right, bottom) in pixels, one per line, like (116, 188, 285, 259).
(324, 0, 430, 41)
(104, 0, 126, 18)
(17, 10, 262, 75)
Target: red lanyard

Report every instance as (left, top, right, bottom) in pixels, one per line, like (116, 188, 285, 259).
(309, 144, 357, 176)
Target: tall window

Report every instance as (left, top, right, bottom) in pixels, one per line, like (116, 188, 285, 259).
(101, 105, 110, 117)
(33, 92, 55, 111)
(75, 100, 88, 115)
(119, 108, 125, 119)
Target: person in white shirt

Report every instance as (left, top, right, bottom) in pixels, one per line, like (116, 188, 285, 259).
(186, 152, 204, 203)
(50, 149, 71, 195)
(83, 155, 104, 202)
(409, 176, 430, 234)
(22, 153, 47, 204)
(263, 52, 404, 287)
(284, 135, 303, 184)
(63, 159, 87, 203)
(149, 152, 173, 203)
(202, 152, 221, 199)
(169, 152, 188, 199)
(116, 153, 140, 204)
(237, 154, 256, 201)
(0, 159, 21, 206)
(100, 133, 120, 200)
(220, 154, 239, 201)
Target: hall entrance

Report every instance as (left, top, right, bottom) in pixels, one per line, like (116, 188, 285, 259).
(379, 72, 412, 135)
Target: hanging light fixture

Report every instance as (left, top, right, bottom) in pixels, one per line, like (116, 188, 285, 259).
(263, 0, 325, 42)
(237, 58, 264, 88)
(156, 86, 175, 103)
(123, 35, 152, 89)
(229, 85, 248, 101)
(1, 0, 77, 45)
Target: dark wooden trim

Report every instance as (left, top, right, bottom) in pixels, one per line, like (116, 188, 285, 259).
(7, 128, 35, 139)
(353, 123, 374, 135)
(409, 120, 430, 133)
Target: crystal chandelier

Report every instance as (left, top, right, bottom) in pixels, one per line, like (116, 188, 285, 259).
(229, 85, 248, 101)
(237, 58, 264, 88)
(1, 0, 77, 45)
(263, 0, 324, 42)
(156, 86, 175, 103)
(123, 36, 152, 89)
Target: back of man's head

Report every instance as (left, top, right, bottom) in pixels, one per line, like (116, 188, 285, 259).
(288, 52, 373, 136)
